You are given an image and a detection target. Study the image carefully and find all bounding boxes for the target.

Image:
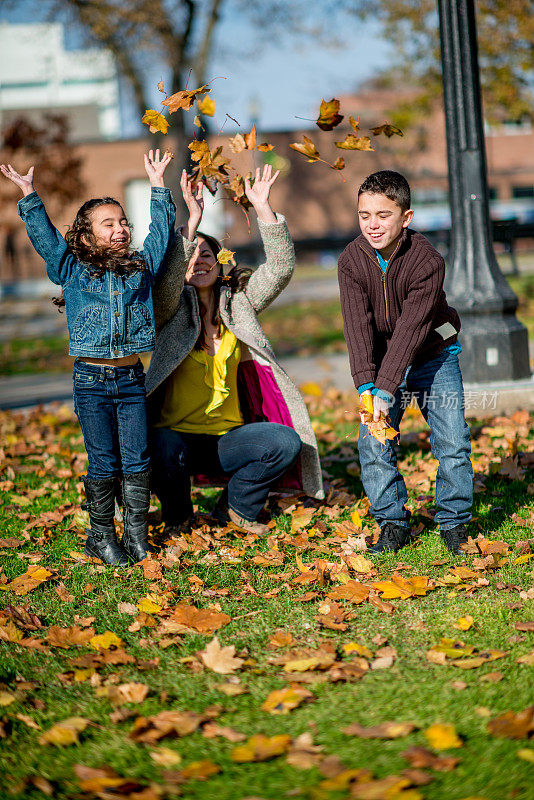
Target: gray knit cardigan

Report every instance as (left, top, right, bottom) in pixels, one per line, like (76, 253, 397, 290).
(147, 214, 324, 500)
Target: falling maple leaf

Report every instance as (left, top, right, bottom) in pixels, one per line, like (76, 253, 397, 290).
(370, 122, 404, 138)
(162, 83, 212, 113)
(335, 134, 374, 151)
(217, 247, 236, 267)
(142, 109, 169, 135)
(200, 636, 244, 674)
(290, 135, 322, 163)
(197, 95, 216, 116)
(316, 98, 344, 131)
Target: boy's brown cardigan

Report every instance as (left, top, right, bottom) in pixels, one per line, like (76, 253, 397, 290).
(338, 227, 461, 397)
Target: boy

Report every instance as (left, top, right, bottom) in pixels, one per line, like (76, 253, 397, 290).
(338, 170, 472, 554)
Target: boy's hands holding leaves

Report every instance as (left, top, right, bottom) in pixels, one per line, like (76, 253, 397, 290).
(144, 149, 173, 188)
(0, 164, 35, 196)
(358, 392, 398, 445)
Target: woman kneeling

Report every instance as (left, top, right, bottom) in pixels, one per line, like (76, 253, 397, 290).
(148, 165, 324, 534)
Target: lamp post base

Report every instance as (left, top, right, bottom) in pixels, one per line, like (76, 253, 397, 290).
(458, 313, 530, 383)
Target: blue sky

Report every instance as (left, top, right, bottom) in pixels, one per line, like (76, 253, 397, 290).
(1, 2, 392, 135)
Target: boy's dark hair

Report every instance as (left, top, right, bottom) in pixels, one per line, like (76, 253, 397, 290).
(358, 170, 411, 212)
(53, 197, 145, 310)
(193, 230, 251, 351)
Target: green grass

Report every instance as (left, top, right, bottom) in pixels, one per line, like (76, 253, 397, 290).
(1, 402, 534, 799)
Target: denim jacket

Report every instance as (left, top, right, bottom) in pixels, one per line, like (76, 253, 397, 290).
(18, 187, 176, 358)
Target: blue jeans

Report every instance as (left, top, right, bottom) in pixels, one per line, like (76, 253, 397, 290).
(151, 422, 302, 523)
(358, 350, 472, 532)
(73, 358, 150, 478)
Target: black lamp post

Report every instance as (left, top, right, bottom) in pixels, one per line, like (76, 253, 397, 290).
(437, 0, 530, 382)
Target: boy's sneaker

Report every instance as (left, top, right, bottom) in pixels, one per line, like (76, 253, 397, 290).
(370, 522, 411, 553)
(441, 524, 470, 555)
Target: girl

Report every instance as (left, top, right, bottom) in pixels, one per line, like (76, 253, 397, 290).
(1, 151, 175, 566)
(147, 165, 324, 535)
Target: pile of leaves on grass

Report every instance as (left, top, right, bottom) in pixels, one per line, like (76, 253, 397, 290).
(0, 393, 533, 799)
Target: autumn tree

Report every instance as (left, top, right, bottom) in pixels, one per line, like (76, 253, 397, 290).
(0, 114, 85, 281)
(343, 0, 534, 126)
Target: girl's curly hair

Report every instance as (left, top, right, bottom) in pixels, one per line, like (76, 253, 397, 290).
(53, 197, 145, 310)
(193, 231, 252, 351)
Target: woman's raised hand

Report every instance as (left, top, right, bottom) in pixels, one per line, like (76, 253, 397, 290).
(245, 164, 279, 224)
(144, 149, 173, 188)
(180, 169, 204, 241)
(0, 164, 35, 197)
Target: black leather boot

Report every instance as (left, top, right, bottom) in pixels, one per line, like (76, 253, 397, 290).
(121, 471, 156, 562)
(82, 476, 131, 566)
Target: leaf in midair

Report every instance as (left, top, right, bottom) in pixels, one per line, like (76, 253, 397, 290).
(335, 134, 374, 151)
(370, 122, 404, 138)
(316, 98, 344, 131)
(217, 248, 236, 267)
(162, 83, 211, 113)
(289, 136, 322, 163)
(349, 115, 360, 132)
(141, 110, 169, 135)
(197, 95, 216, 117)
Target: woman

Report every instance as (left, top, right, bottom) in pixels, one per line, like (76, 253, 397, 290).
(148, 164, 324, 535)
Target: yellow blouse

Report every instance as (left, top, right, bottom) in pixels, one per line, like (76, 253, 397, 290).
(156, 327, 244, 435)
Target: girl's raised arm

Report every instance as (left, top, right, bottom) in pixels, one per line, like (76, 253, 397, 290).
(139, 149, 176, 281)
(1, 163, 77, 286)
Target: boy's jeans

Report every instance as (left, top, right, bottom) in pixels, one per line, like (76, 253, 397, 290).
(151, 422, 302, 524)
(73, 358, 150, 478)
(358, 349, 473, 532)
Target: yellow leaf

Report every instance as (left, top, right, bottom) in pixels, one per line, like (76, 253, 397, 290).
(137, 597, 162, 614)
(0, 690, 16, 706)
(347, 553, 374, 573)
(283, 656, 333, 673)
(179, 759, 220, 780)
(351, 509, 363, 528)
(141, 109, 169, 134)
(262, 686, 313, 714)
(517, 748, 534, 763)
(453, 615, 474, 631)
(39, 717, 90, 746)
(424, 723, 463, 750)
(197, 96, 216, 116)
(342, 642, 373, 659)
(299, 381, 322, 397)
(90, 631, 123, 650)
(232, 733, 292, 762)
(514, 554, 534, 565)
(216, 247, 236, 266)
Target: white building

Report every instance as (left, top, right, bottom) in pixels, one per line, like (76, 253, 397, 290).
(0, 22, 121, 141)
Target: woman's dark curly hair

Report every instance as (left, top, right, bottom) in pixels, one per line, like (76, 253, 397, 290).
(53, 197, 145, 310)
(193, 231, 252, 351)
